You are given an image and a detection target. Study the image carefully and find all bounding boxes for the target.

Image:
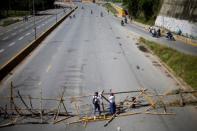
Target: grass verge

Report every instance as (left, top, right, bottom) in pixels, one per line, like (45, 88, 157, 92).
(103, 3, 118, 16)
(139, 37, 197, 89)
(0, 10, 30, 18)
(1, 19, 20, 26)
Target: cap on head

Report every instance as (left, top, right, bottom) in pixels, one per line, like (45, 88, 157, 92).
(95, 92, 98, 95)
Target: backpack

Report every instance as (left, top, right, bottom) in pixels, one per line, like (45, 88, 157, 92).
(93, 96, 99, 105)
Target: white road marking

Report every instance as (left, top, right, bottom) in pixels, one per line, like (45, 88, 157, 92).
(11, 32, 16, 36)
(42, 23, 45, 26)
(0, 49, 5, 53)
(25, 32, 31, 36)
(25, 26, 29, 29)
(2, 36, 8, 40)
(38, 81, 42, 85)
(8, 42, 16, 47)
(37, 26, 41, 29)
(18, 36, 24, 40)
(46, 65, 52, 72)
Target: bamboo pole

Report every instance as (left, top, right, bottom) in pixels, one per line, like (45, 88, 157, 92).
(53, 116, 73, 124)
(10, 81, 14, 112)
(144, 112, 176, 115)
(40, 85, 43, 123)
(17, 90, 37, 115)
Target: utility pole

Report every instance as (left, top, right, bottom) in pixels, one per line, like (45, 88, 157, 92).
(33, 0, 37, 40)
(55, 4, 58, 23)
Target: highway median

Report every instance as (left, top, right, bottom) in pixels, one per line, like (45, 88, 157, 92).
(0, 6, 78, 81)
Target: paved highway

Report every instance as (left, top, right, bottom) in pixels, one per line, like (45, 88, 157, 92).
(0, 3, 197, 131)
(0, 8, 70, 67)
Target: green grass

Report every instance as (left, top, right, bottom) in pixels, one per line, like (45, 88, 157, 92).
(134, 13, 156, 26)
(0, 10, 30, 19)
(135, 17, 155, 26)
(2, 19, 20, 26)
(139, 37, 197, 89)
(112, 0, 122, 3)
(103, 3, 118, 16)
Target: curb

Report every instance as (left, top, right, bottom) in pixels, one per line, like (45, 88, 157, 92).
(138, 37, 194, 91)
(0, 6, 78, 81)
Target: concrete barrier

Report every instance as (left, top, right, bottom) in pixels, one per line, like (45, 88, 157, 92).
(0, 6, 78, 81)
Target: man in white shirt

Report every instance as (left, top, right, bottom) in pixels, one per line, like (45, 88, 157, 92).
(109, 93, 116, 115)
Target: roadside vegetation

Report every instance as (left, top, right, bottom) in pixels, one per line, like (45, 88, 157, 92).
(103, 3, 118, 16)
(122, 0, 163, 25)
(0, 19, 20, 27)
(0, 0, 55, 19)
(139, 37, 197, 89)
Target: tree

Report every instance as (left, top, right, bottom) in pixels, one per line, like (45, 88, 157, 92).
(139, 0, 154, 20)
(122, 0, 162, 21)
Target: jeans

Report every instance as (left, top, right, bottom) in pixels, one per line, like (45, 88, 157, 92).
(94, 103, 101, 115)
(110, 102, 116, 115)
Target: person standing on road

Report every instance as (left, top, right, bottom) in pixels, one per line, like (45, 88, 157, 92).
(93, 92, 101, 116)
(109, 93, 116, 115)
(99, 92, 105, 112)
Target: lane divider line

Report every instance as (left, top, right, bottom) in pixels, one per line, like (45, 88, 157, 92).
(25, 33, 31, 36)
(2, 36, 8, 40)
(46, 65, 52, 73)
(8, 42, 16, 47)
(0, 49, 5, 53)
(18, 36, 24, 40)
(38, 81, 42, 85)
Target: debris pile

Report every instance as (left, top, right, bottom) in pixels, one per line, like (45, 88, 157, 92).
(0, 82, 196, 128)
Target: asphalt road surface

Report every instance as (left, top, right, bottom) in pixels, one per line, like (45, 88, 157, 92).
(0, 8, 70, 67)
(125, 22, 197, 56)
(0, 3, 197, 131)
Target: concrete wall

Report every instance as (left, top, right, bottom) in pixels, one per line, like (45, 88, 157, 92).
(155, 0, 197, 38)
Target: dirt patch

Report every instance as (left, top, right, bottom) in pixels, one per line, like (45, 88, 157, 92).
(137, 45, 149, 53)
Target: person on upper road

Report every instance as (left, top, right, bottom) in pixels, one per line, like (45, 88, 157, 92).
(121, 20, 124, 26)
(100, 12, 103, 17)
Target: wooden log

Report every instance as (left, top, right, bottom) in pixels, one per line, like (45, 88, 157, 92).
(104, 113, 117, 127)
(53, 116, 73, 124)
(17, 90, 38, 115)
(103, 89, 148, 95)
(0, 115, 19, 128)
(144, 112, 176, 115)
(101, 94, 110, 103)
